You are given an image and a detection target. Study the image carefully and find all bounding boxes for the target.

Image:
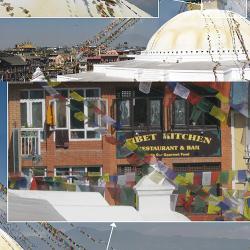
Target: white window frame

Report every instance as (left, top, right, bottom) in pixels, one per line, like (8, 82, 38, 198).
(20, 90, 45, 142)
(51, 88, 108, 141)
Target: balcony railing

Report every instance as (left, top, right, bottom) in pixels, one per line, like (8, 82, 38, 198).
(21, 130, 41, 157)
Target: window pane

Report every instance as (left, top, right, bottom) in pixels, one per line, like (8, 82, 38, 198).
(134, 99, 147, 127)
(118, 100, 131, 126)
(87, 131, 100, 139)
(30, 90, 44, 99)
(57, 89, 68, 98)
(174, 99, 186, 125)
(150, 100, 161, 127)
(71, 131, 85, 139)
(33, 168, 45, 177)
(56, 99, 67, 128)
(32, 102, 43, 128)
(70, 99, 84, 129)
(87, 100, 99, 127)
(56, 168, 69, 176)
(86, 89, 99, 97)
(20, 103, 27, 127)
(20, 91, 28, 99)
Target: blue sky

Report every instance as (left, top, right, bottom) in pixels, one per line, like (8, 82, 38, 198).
(0, 0, 181, 49)
(0, 82, 7, 185)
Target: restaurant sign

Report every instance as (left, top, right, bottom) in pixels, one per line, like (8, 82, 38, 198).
(117, 130, 221, 158)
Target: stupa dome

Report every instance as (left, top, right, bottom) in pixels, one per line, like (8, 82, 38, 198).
(144, 10, 250, 61)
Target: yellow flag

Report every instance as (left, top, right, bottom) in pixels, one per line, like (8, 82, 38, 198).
(74, 111, 86, 121)
(175, 175, 189, 185)
(207, 195, 222, 214)
(149, 171, 165, 184)
(208, 204, 221, 214)
(209, 106, 226, 122)
(124, 140, 138, 151)
(215, 92, 229, 104)
(103, 173, 110, 183)
(243, 197, 250, 220)
(48, 81, 61, 87)
(70, 91, 84, 102)
(46, 103, 54, 126)
(185, 173, 194, 184)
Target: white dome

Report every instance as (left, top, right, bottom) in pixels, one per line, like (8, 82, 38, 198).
(145, 10, 250, 60)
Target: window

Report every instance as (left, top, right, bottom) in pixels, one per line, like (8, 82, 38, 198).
(173, 162, 221, 173)
(20, 90, 45, 129)
(116, 88, 163, 131)
(52, 88, 106, 140)
(55, 166, 102, 179)
(117, 165, 142, 175)
(172, 97, 220, 129)
(22, 167, 47, 177)
(20, 90, 45, 147)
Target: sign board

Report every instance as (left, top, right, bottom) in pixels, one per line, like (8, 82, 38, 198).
(117, 130, 221, 158)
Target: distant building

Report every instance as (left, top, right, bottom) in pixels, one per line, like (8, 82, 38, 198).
(0, 53, 28, 81)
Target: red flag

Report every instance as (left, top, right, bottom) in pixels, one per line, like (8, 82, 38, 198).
(193, 172, 202, 185)
(194, 82, 231, 99)
(104, 135, 119, 145)
(211, 172, 220, 184)
(143, 154, 157, 165)
(30, 177, 38, 190)
(187, 91, 202, 105)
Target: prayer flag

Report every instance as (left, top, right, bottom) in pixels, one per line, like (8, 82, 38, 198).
(211, 172, 220, 184)
(166, 168, 177, 180)
(48, 81, 61, 87)
(185, 173, 194, 184)
(149, 171, 165, 184)
(125, 172, 135, 183)
(175, 175, 189, 185)
(187, 91, 202, 105)
(103, 173, 110, 183)
(105, 135, 119, 145)
(196, 98, 213, 113)
(219, 171, 229, 184)
(109, 175, 118, 184)
(217, 201, 230, 211)
(70, 91, 84, 102)
(139, 82, 152, 94)
(193, 172, 202, 185)
(209, 106, 226, 122)
(202, 172, 211, 186)
(238, 170, 247, 182)
(173, 83, 190, 99)
(124, 140, 138, 151)
(46, 103, 54, 126)
(42, 85, 59, 97)
(74, 111, 86, 121)
(215, 92, 229, 104)
(190, 106, 203, 123)
(102, 115, 116, 125)
(117, 175, 126, 186)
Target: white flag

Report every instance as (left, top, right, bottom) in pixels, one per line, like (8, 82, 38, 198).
(42, 85, 59, 97)
(102, 115, 116, 125)
(173, 83, 190, 99)
(139, 82, 152, 94)
(94, 127, 108, 135)
(149, 170, 165, 184)
(202, 172, 211, 186)
(117, 175, 126, 186)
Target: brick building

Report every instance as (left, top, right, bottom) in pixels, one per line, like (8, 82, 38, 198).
(8, 81, 232, 186)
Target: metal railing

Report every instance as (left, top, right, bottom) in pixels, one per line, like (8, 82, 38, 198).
(20, 130, 41, 157)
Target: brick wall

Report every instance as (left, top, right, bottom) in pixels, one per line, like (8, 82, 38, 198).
(8, 82, 232, 178)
